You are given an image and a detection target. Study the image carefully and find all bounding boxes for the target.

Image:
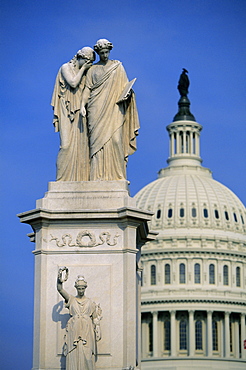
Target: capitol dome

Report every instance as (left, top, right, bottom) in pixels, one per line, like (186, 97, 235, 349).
(135, 70, 246, 369)
(136, 167, 246, 236)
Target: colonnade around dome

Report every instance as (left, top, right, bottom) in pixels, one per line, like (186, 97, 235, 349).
(140, 245, 246, 368)
(141, 309, 245, 360)
(141, 310, 246, 370)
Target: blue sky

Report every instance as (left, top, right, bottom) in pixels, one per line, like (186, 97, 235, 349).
(1, 1, 246, 368)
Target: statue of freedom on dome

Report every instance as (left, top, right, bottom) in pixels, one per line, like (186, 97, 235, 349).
(177, 68, 189, 97)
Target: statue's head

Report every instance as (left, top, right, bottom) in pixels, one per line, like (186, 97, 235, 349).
(94, 39, 113, 54)
(74, 275, 87, 288)
(75, 275, 87, 296)
(76, 47, 95, 62)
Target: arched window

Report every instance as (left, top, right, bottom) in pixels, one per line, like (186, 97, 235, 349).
(214, 209, 219, 219)
(241, 215, 245, 225)
(209, 264, 215, 284)
(186, 132, 190, 153)
(165, 264, 171, 284)
(180, 263, 186, 284)
(236, 267, 241, 287)
(181, 132, 184, 153)
(192, 208, 197, 217)
(212, 320, 218, 351)
(151, 265, 156, 285)
(156, 209, 161, 219)
(180, 208, 185, 218)
(193, 133, 196, 154)
(194, 263, 201, 284)
(223, 265, 229, 285)
(174, 132, 177, 154)
(164, 320, 171, 350)
(195, 320, 203, 350)
(224, 211, 229, 221)
(168, 208, 173, 218)
(203, 208, 208, 218)
(233, 213, 238, 222)
(179, 320, 187, 350)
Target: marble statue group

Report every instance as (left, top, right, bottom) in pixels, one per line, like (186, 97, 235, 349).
(51, 38, 139, 182)
(19, 38, 147, 370)
(51, 39, 140, 370)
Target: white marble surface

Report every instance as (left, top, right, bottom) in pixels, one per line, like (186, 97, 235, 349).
(36, 180, 136, 210)
(19, 181, 154, 369)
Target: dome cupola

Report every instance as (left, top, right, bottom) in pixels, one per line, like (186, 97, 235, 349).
(135, 70, 246, 237)
(166, 68, 203, 168)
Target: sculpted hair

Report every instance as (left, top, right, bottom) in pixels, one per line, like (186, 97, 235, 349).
(76, 47, 96, 61)
(94, 39, 113, 54)
(74, 275, 87, 288)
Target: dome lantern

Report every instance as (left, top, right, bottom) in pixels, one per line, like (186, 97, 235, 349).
(166, 69, 203, 168)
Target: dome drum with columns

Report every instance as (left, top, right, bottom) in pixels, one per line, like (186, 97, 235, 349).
(135, 70, 246, 369)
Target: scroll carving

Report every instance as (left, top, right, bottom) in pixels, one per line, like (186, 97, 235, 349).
(50, 231, 120, 248)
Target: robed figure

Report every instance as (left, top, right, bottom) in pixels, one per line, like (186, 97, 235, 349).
(51, 47, 95, 181)
(81, 39, 139, 181)
(57, 269, 102, 370)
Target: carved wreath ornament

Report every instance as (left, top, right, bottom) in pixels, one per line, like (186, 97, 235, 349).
(50, 230, 120, 248)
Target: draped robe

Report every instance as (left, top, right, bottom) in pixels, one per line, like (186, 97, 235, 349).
(64, 295, 97, 370)
(85, 60, 140, 181)
(51, 62, 90, 181)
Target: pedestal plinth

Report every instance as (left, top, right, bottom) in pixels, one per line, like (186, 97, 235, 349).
(18, 181, 154, 370)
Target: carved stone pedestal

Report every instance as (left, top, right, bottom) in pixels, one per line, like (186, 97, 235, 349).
(18, 181, 154, 370)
